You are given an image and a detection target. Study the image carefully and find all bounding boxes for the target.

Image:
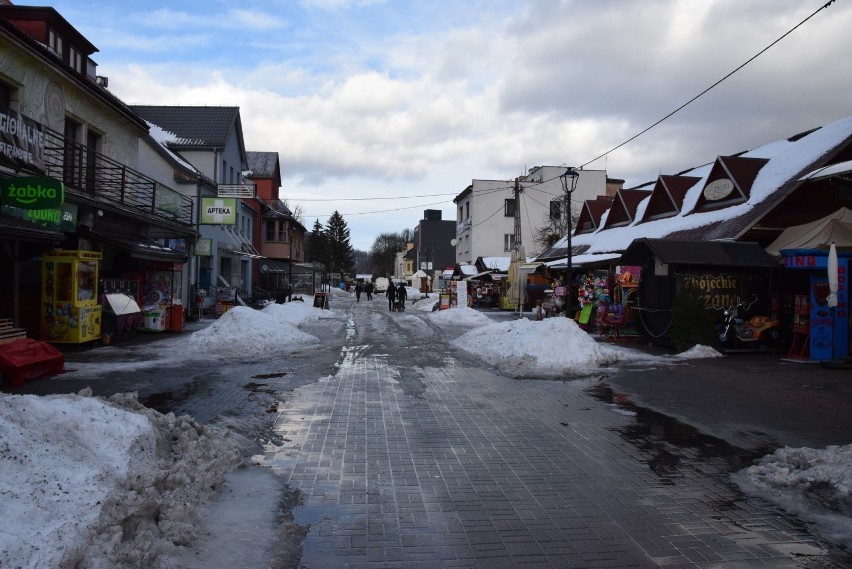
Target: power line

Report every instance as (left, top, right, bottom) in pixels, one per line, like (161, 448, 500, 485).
(579, 0, 837, 169)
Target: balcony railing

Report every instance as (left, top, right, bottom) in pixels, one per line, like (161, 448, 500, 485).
(41, 127, 194, 226)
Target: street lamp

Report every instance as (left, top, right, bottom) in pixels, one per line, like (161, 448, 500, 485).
(287, 222, 294, 301)
(559, 167, 580, 318)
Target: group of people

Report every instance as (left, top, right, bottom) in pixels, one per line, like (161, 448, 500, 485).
(386, 281, 407, 311)
(352, 279, 408, 311)
(353, 280, 374, 302)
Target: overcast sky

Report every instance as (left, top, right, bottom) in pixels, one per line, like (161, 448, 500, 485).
(33, 0, 852, 250)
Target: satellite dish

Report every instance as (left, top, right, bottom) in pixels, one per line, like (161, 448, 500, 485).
(450, 238, 458, 246)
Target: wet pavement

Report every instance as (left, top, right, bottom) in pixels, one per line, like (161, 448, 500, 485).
(264, 300, 852, 568)
(6, 295, 852, 568)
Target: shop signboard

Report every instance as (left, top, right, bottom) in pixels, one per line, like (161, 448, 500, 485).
(0, 176, 63, 209)
(155, 183, 182, 216)
(194, 238, 213, 256)
(0, 106, 46, 172)
(676, 270, 760, 310)
(1, 202, 76, 232)
(200, 197, 236, 224)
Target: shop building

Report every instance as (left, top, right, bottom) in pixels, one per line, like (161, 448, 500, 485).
(0, 5, 195, 340)
(536, 116, 852, 355)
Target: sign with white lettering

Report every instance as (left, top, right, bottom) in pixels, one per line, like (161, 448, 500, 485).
(0, 106, 46, 172)
(200, 197, 237, 225)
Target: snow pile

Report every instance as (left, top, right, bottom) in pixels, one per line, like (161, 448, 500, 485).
(429, 306, 493, 327)
(453, 317, 624, 378)
(0, 389, 241, 568)
(261, 299, 333, 325)
(734, 445, 852, 549)
(671, 344, 723, 359)
(186, 306, 318, 355)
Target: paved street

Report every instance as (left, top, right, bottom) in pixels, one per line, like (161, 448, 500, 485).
(10, 292, 852, 568)
(266, 297, 851, 568)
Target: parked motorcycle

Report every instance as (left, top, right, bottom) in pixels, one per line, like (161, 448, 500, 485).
(716, 297, 781, 352)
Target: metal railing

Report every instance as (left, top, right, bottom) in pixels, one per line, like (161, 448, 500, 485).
(41, 127, 194, 226)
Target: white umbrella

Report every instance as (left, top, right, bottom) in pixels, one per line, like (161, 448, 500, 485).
(827, 241, 838, 308)
(821, 241, 848, 368)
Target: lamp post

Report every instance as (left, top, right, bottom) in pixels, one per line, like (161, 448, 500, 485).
(559, 168, 580, 318)
(287, 222, 294, 301)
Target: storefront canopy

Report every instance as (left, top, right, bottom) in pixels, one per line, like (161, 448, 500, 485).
(80, 227, 188, 263)
(766, 208, 852, 256)
(260, 260, 289, 273)
(621, 238, 780, 268)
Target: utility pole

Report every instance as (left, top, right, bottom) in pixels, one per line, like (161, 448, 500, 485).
(514, 177, 522, 316)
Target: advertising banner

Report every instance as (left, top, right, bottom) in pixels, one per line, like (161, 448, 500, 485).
(0, 176, 63, 209)
(0, 106, 46, 172)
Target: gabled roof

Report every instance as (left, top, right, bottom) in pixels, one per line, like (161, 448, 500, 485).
(548, 115, 852, 257)
(246, 151, 280, 180)
(575, 196, 613, 235)
(640, 175, 701, 222)
(602, 189, 651, 229)
(686, 155, 769, 214)
(129, 105, 243, 150)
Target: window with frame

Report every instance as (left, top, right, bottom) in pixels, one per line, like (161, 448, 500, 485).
(465, 201, 470, 220)
(84, 129, 101, 191)
(69, 46, 83, 73)
(278, 221, 286, 242)
(550, 200, 561, 220)
(266, 221, 276, 241)
(504, 234, 516, 252)
(504, 199, 516, 217)
(0, 81, 12, 109)
(48, 29, 63, 58)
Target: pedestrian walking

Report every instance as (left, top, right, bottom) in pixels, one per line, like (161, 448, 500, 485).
(386, 281, 397, 311)
(365, 281, 374, 301)
(286, 282, 293, 303)
(355, 282, 363, 302)
(396, 282, 408, 311)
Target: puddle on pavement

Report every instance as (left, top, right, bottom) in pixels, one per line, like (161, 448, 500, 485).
(585, 383, 768, 483)
(142, 379, 206, 413)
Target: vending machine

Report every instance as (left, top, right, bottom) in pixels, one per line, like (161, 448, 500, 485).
(41, 250, 103, 344)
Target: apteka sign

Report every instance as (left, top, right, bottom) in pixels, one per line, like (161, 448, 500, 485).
(200, 197, 236, 224)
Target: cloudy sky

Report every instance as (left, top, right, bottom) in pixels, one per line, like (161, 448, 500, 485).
(33, 0, 852, 250)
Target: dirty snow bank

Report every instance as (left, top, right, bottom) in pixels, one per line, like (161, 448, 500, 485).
(187, 306, 318, 355)
(0, 389, 241, 568)
(733, 444, 852, 549)
(453, 317, 624, 378)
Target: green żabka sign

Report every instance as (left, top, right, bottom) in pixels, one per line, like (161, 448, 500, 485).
(0, 176, 64, 209)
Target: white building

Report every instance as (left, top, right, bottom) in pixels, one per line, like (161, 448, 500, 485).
(453, 166, 609, 264)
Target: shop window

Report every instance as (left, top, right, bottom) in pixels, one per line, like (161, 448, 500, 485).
(504, 199, 516, 217)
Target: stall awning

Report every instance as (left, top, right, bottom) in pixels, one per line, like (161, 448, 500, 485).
(463, 270, 493, 281)
(621, 238, 780, 268)
(545, 253, 621, 269)
(518, 262, 544, 274)
(79, 227, 188, 263)
(0, 213, 65, 242)
(260, 260, 290, 273)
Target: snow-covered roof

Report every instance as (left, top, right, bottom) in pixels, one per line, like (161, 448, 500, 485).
(545, 115, 852, 258)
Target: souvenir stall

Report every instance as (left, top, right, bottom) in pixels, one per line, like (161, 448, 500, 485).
(596, 266, 641, 340)
(780, 249, 848, 360)
(142, 264, 185, 332)
(41, 250, 103, 344)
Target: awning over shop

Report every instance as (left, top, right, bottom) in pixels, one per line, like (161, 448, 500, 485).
(799, 160, 852, 181)
(621, 238, 780, 268)
(766, 208, 852, 256)
(463, 270, 493, 280)
(79, 228, 188, 263)
(0, 213, 64, 242)
(545, 253, 621, 269)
